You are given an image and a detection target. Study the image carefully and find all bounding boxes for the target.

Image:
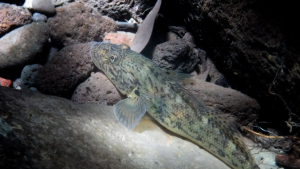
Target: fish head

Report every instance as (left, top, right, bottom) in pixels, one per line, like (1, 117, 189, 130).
(90, 42, 139, 95)
(90, 42, 130, 76)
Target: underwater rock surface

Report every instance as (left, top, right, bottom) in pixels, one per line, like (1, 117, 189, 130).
(72, 72, 124, 105)
(179, 0, 300, 123)
(0, 22, 49, 78)
(153, 39, 200, 73)
(183, 75, 260, 126)
(0, 3, 32, 37)
(0, 87, 232, 169)
(32, 12, 47, 22)
(23, 0, 56, 16)
(13, 64, 43, 89)
(37, 42, 95, 98)
(48, 2, 115, 48)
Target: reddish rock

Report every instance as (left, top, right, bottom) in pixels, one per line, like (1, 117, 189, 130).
(104, 31, 135, 46)
(0, 77, 12, 87)
(0, 3, 32, 37)
(48, 2, 116, 48)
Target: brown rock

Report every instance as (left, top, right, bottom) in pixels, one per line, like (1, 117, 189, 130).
(0, 3, 32, 37)
(48, 2, 116, 48)
(36, 42, 95, 98)
(183, 75, 260, 126)
(71, 72, 124, 105)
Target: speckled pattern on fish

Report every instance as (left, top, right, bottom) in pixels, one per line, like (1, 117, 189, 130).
(91, 42, 259, 169)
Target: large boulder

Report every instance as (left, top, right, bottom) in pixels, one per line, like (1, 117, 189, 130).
(183, 75, 260, 126)
(0, 87, 230, 169)
(0, 22, 50, 78)
(0, 87, 276, 169)
(48, 2, 116, 48)
(71, 72, 124, 105)
(36, 42, 95, 98)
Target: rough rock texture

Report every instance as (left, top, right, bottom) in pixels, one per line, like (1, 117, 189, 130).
(32, 12, 47, 22)
(36, 42, 95, 98)
(0, 87, 230, 169)
(152, 39, 201, 73)
(183, 75, 260, 126)
(104, 31, 135, 46)
(0, 3, 32, 37)
(23, 0, 56, 16)
(74, 0, 155, 23)
(178, 0, 300, 128)
(13, 64, 43, 89)
(72, 72, 124, 105)
(0, 22, 50, 78)
(48, 2, 116, 48)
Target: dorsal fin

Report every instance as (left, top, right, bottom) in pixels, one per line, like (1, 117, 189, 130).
(130, 0, 162, 53)
(163, 69, 193, 82)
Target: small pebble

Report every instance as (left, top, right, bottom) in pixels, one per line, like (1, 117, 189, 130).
(32, 13, 47, 22)
(0, 77, 12, 87)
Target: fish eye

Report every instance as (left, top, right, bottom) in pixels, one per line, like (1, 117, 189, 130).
(110, 55, 117, 62)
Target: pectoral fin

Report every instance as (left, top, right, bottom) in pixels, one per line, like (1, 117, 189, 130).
(114, 90, 151, 130)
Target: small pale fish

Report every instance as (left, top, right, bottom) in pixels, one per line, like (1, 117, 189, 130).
(91, 42, 259, 169)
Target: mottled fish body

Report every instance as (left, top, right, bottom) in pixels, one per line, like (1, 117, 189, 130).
(91, 42, 259, 169)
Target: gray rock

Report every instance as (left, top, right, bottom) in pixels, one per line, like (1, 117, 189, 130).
(0, 22, 50, 77)
(0, 3, 32, 37)
(48, 2, 116, 48)
(23, 0, 56, 16)
(12, 78, 22, 89)
(0, 87, 229, 169)
(72, 72, 124, 105)
(13, 64, 43, 89)
(152, 39, 201, 73)
(36, 42, 95, 98)
(32, 12, 47, 22)
(0, 86, 275, 169)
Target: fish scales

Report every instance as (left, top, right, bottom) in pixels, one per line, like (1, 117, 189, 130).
(91, 42, 259, 169)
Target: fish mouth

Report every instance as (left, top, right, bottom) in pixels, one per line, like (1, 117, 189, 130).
(90, 42, 108, 71)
